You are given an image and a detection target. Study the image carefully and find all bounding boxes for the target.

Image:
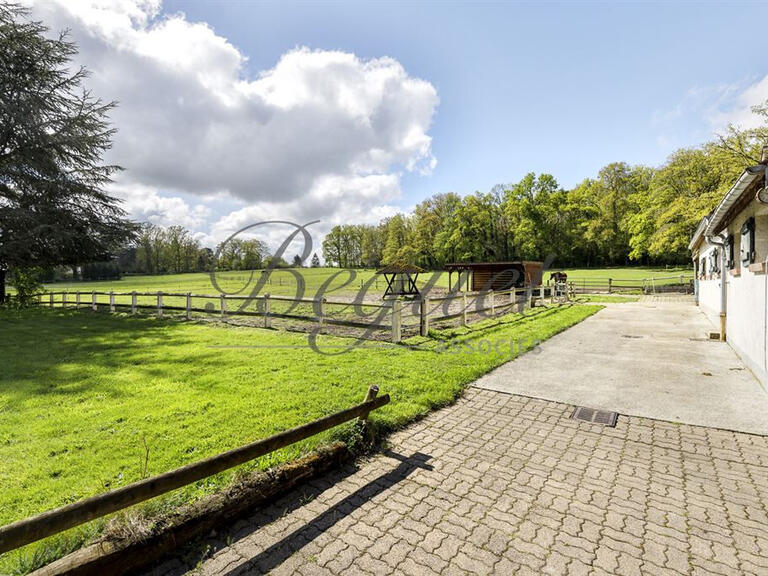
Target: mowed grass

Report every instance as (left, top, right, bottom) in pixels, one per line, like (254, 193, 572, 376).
(41, 268, 436, 299)
(0, 303, 600, 573)
(557, 266, 693, 284)
(37, 265, 694, 298)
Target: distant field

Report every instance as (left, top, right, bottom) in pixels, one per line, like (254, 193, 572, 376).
(556, 266, 693, 284)
(36, 266, 694, 297)
(0, 304, 600, 572)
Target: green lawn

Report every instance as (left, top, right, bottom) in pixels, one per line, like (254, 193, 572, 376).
(38, 268, 439, 299)
(34, 266, 694, 299)
(556, 266, 693, 284)
(0, 303, 600, 573)
(572, 294, 640, 304)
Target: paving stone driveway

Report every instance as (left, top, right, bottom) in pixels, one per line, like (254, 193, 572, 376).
(149, 388, 768, 576)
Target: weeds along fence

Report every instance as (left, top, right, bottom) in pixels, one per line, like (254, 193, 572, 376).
(559, 275, 694, 295)
(36, 285, 559, 343)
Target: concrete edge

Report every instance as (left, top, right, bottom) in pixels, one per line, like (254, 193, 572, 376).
(479, 387, 768, 438)
(30, 443, 351, 576)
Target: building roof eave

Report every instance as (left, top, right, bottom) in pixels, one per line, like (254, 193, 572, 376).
(704, 167, 764, 237)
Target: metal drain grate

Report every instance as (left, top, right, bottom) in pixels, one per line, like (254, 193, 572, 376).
(571, 406, 618, 427)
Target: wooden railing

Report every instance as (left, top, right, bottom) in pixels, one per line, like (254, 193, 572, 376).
(554, 276, 694, 294)
(35, 285, 557, 343)
(0, 386, 389, 555)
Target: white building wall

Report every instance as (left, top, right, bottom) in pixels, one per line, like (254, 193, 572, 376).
(694, 242, 722, 326)
(724, 205, 768, 386)
(698, 278, 722, 326)
(727, 271, 767, 385)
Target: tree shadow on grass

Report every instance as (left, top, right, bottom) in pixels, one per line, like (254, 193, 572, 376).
(0, 308, 223, 404)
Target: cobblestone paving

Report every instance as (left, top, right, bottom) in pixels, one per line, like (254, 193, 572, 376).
(149, 388, 768, 576)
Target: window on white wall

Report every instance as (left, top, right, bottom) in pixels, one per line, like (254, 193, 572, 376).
(741, 218, 755, 265)
(710, 248, 720, 274)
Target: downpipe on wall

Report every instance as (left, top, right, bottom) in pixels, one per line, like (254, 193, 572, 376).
(764, 254, 768, 375)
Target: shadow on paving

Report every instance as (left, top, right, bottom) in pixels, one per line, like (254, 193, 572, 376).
(153, 451, 433, 576)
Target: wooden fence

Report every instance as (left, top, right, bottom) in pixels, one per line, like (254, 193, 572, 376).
(559, 275, 694, 295)
(0, 386, 389, 555)
(36, 285, 558, 343)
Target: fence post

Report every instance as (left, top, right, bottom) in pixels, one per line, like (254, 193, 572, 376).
(75, 291, 81, 309)
(420, 296, 430, 336)
(62, 291, 67, 308)
(526, 285, 533, 309)
(462, 293, 468, 326)
(157, 292, 163, 319)
(490, 291, 495, 316)
(359, 385, 379, 427)
(220, 294, 227, 319)
(186, 292, 192, 320)
(131, 292, 137, 315)
(608, 278, 612, 294)
(50, 292, 54, 308)
(264, 294, 271, 328)
(109, 291, 115, 313)
(317, 297, 326, 326)
(391, 299, 402, 343)
(92, 291, 97, 311)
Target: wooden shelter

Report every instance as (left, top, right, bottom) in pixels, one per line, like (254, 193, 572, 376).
(377, 263, 424, 297)
(445, 261, 543, 292)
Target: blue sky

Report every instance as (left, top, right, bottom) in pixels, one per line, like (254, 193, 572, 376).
(32, 1, 768, 248)
(165, 0, 768, 193)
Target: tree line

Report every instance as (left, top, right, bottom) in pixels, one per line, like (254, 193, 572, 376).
(115, 224, 320, 276)
(322, 118, 768, 269)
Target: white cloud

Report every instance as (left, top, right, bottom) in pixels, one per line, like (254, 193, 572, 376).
(28, 0, 439, 247)
(708, 75, 768, 131)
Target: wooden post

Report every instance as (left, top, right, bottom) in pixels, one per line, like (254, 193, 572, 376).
(49, 292, 54, 308)
(526, 285, 532, 309)
(62, 292, 67, 308)
(359, 385, 379, 427)
(490, 292, 495, 315)
(220, 294, 226, 319)
(131, 292, 137, 315)
(317, 297, 326, 326)
(462, 293, 467, 326)
(75, 291, 81, 309)
(264, 294, 271, 328)
(157, 292, 163, 318)
(92, 291, 97, 311)
(109, 291, 115, 313)
(607, 278, 612, 294)
(186, 292, 192, 320)
(391, 299, 402, 343)
(420, 296, 430, 336)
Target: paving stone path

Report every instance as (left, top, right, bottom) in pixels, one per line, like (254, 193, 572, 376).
(149, 388, 768, 576)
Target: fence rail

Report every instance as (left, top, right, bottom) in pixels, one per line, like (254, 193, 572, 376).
(554, 276, 694, 294)
(34, 285, 560, 342)
(0, 386, 389, 555)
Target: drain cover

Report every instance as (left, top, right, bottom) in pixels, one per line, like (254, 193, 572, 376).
(621, 334, 642, 339)
(571, 406, 618, 427)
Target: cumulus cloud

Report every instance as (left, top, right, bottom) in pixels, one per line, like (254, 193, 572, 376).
(28, 0, 439, 246)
